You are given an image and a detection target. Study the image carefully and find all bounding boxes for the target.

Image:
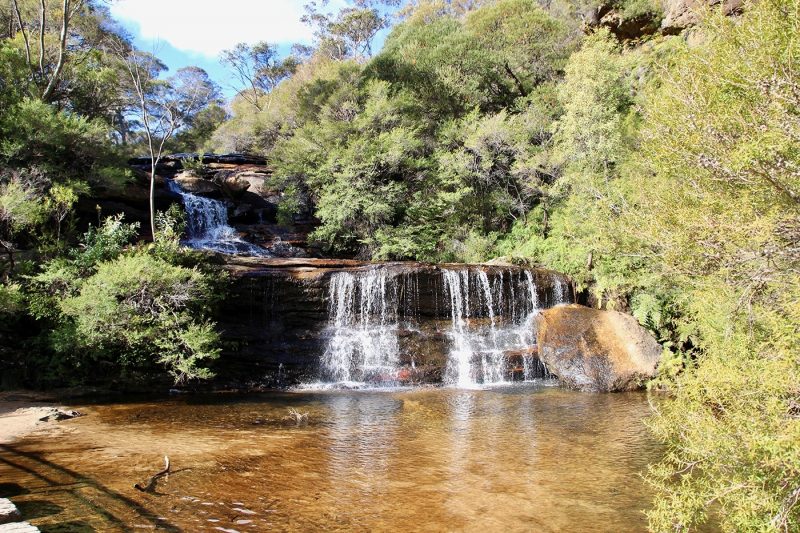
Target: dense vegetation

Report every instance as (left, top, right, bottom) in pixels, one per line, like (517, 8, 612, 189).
(210, 0, 800, 530)
(0, 0, 798, 530)
(0, 0, 224, 385)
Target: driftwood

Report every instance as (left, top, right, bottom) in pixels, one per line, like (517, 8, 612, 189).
(282, 408, 309, 426)
(134, 456, 170, 493)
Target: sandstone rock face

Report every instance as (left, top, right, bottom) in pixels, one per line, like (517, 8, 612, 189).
(536, 304, 661, 392)
(585, 0, 743, 39)
(173, 173, 220, 195)
(586, 3, 661, 39)
(221, 175, 252, 199)
(661, 0, 743, 33)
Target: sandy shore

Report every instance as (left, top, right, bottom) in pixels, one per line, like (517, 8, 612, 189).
(0, 392, 73, 444)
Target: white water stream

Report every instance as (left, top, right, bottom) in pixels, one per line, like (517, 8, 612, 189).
(167, 179, 269, 255)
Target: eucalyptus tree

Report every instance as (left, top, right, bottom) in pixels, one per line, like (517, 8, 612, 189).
(302, 0, 401, 61)
(8, 0, 87, 101)
(220, 42, 299, 110)
(115, 42, 221, 238)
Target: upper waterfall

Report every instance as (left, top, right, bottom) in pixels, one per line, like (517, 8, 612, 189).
(167, 179, 270, 256)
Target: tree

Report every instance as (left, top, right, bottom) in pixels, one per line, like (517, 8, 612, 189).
(220, 41, 299, 110)
(9, 0, 86, 101)
(303, 0, 401, 61)
(115, 43, 220, 239)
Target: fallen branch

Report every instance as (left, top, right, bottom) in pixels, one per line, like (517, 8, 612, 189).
(282, 408, 309, 426)
(134, 456, 170, 493)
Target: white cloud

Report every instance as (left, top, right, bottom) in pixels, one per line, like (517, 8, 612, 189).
(110, 0, 330, 57)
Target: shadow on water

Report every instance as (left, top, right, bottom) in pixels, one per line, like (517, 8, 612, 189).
(38, 522, 96, 533)
(0, 443, 179, 532)
(16, 500, 63, 519)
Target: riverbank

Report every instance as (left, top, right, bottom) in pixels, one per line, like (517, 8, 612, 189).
(0, 391, 71, 444)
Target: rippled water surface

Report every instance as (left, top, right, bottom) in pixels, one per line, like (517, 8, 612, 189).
(0, 385, 662, 532)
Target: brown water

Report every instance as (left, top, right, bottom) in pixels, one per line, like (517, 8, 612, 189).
(0, 384, 661, 532)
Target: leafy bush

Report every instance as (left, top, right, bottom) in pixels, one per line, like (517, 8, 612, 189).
(59, 252, 220, 383)
(634, 0, 800, 529)
(25, 215, 223, 385)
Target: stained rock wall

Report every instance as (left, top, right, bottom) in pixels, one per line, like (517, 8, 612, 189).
(212, 258, 572, 388)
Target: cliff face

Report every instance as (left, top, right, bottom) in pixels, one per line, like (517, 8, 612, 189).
(660, 0, 743, 33)
(211, 258, 573, 388)
(585, 0, 744, 40)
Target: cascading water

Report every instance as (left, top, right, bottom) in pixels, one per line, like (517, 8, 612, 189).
(167, 179, 269, 256)
(441, 268, 546, 387)
(321, 269, 402, 385)
(317, 265, 573, 388)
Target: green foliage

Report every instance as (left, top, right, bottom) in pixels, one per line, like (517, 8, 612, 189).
(489, 2, 800, 528)
(0, 98, 112, 172)
(632, 1, 800, 529)
(614, 0, 663, 22)
(172, 104, 229, 152)
(265, 0, 577, 260)
(24, 215, 222, 385)
(59, 252, 220, 383)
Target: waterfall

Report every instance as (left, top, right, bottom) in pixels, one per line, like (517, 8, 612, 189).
(167, 180, 269, 256)
(317, 265, 572, 388)
(441, 268, 547, 387)
(321, 269, 402, 385)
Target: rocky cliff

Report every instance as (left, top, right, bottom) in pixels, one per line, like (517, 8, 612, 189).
(585, 0, 744, 40)
(211, 257, 574, 388)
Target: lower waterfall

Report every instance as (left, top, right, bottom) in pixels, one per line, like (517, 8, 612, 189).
(322, 269, 402, 384)
(317, 265, 572, 388)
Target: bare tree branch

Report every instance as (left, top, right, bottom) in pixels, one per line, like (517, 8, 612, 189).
(42, 0, 73, 101)
(11, 0, 32, 69)
(38, 0, 46, 76)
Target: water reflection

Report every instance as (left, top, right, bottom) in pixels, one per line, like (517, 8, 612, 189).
(0, 386, 668, 532)
(325, 394, 400, 511)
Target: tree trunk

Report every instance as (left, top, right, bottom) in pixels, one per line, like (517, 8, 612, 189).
(150, 161, 157, 240)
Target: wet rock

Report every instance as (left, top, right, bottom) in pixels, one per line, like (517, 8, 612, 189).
(536, 304, 661, 392)
(38, 408, 84, 422)
(0, 498, 21, 525)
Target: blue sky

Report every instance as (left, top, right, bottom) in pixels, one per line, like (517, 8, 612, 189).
(109, 0, 389, 99)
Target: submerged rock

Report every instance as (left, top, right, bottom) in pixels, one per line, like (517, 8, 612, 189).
(535, 304, 661, 392)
